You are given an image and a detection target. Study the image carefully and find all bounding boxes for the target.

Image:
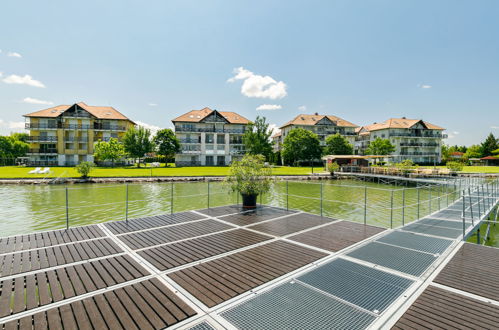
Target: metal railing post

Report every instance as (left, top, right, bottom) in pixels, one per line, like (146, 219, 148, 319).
(477, 186, 481, 218)
(462, 190, 466, 239)
(417, 187, 420, 219)
(402, 188, 405, 226)
(65, 187, 69, 230)
(171, 181, 174, 214)
(320, 181, 323, 217)
(468, 187, 474, 224)
(446, 184, 449, 207)
(364, 186, 367, 225)
(125, 184, 129, 224)
(429, 187, 432, 215)
(477, 228, 481, 244)
(390, 190, 394, 229)
(207, 179, 210, 209)
(286, 180, 289, 211)
(438, 184, 441, 210)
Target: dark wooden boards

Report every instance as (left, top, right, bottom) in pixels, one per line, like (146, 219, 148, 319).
(0, 255, 149, 318)
(220, 207, 296, 226)
(392, 286, 499, 329)
(288, 221, 385, 252)
(247, 213, 334, 236)
(117, 219, 233, 250)
(168, 241, 327, 307)
(0, 238, 122, 277)
(434, 243, 499, 301)
(0, 225, 105, 255)
(196, 205, 247, 217)
(138, 229, 272, 271)
(105, 212, 206, 235)
(0, 278, 196, 330)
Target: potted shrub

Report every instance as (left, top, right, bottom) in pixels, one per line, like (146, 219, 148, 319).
(224, 154, 273, 209)
(75, 161, 94, 179)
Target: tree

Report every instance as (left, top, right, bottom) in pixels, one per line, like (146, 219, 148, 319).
(0, 135, 29, 160)
(75, 161, 94, 178)
(94, 138, 125, 167)
(242, 116, 273, 160)
(464, 144, 482, 160)
(122, 126, 154, 167)
(481, 133, 498, 157)
(325, 133, 353, 155)
(365, 138, 395, 155)
(281, 128, 322, 166)
(10, 132, 29, 143)
(153, 129, 180, 165)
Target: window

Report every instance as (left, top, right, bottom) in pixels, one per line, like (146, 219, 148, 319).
(206, 134, 214, 143)
(206, 156, 214, 166)
(217, 134, 225, 144)
(217, 145, 225, 150)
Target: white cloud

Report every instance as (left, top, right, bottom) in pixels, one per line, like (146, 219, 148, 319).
(418, 84, 432, 89)
(453, 131, 460, 135)
(268, 123, 281, 138)
(8, 121, 25, 129)
(298, 105, 307, 111)
(148, 103, 158, 106)
(3, 74, 45, 88)
(135, 121, 161, 136)
(256, 104, 282, 111)
(22, 97, 53, 105)
(227, 67, 287, 100)
(7, 52, 22, 58)
(0, 120, 25, 133)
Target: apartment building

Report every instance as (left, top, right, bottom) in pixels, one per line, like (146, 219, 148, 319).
(172, 107, 251, 166)
(355, 118, 446, 164)
(273, 113, 358, 151)
(24, 102, 135, 166)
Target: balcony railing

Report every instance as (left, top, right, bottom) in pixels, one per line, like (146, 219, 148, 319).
(175, 127, 246, 134)
(64, 137, 88, 142)
(93, 124, 126, 131)
(178, 139, 200, 144)
(315, 131, 357, 136)
(179, 149, 201, 154)
(25, 123, 59, 129)
(26, 136, 58, 142)
(230, 150, 245, 155)
(399, 152, 439, 156)
(389, 133, 445, 138)
(27, 160, 58, 166)
(26, 122, 127, 131)
(28, 149, 58, 154)
(93, 137, 121, 142)
(400, 142, 439, 147)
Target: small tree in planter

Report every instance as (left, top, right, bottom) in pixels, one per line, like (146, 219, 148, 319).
(75, 161, 94, 179)
(224, 154, 273, 209)
(327, 162, 340, 176)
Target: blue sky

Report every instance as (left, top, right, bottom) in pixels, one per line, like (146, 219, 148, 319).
(1, 0, 498, 145)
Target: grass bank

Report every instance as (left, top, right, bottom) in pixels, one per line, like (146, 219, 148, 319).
(0, 165, 320, 179)
(421, 166, 499, 174)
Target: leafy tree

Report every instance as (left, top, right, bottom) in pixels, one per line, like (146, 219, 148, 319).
(0, 135, 29, 160)
(441, 144, 450, 161)
(324, 133, 353, 155)
(153, 129, 180, 165)
(94, 138, 125, 167)
(123, 126, 154, 167)
(224, 154, 273, 196)
(327, 162, 340, 174)
(242, 116, 273, 160)
(281, 128, 322, 166)
(10, 132, 29, 143)
(75, 161, 94, 178)
(481, 133, 498, 157)
(464, 144, 482, 160)
(446, 161, 464, 172)
(365, 137, 396, 155)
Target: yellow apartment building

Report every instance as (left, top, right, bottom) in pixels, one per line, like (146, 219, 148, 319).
(23, 102, 135, 166)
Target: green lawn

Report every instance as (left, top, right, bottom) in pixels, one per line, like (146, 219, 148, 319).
(421, 166, 499, 174)
(0, 165, 319, 179)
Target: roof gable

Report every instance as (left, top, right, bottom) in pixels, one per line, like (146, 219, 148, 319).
(280, 114, 357, 129)
(172, 107, 251, 124)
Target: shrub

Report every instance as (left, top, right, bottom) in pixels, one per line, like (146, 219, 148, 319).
(327, 162, 340, 174)
(395, 159, 417, 174)
(446, 161, 464, 172)
(75, 161, 94, 178)
(224, 154, 273, 196)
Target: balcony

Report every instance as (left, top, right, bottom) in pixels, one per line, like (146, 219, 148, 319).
(28, 149, 58, 154)
(26, 136, 58, 142)
(25, 123, 59, 130)
(389, 133, 445, 138)
(400, 142, 439, 147)
(399, 152, 439, 156)
(230, 150, 245, 155)
(65, 136, 88, 142)
(178, 138, 200, 144)
(179, 149, 201, 154)
(315, 131, 357, 136)
(93, 137, 121, 142)
(175, 127, 245, 134)
(27, 160, 58, 166)
(93, 124, 126, 131)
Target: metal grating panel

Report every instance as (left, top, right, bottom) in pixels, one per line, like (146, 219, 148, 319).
(347, 242, 437, 277)
(297, 258, 413, 313)
(377, 231, 452, 254)
(221, 282, 376, 330)
(401, 222, 462, 239)
(188, 321, 216, 330)
(418, 218, 470, 230)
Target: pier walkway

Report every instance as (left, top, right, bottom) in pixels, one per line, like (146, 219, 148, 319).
(0, 179, 497, 329)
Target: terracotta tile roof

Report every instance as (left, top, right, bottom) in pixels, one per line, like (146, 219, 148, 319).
(279, 114, 358, 129)
(481, 156, 499, 160)
(271, 131, 282, 138)
(23, 102, 134, 122)
(450, 151, 464, 156)
(362, 118, 444, 131)
(172, 107, 251, 124)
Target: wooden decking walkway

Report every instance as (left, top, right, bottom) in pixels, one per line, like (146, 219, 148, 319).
(0, 182, 497, 329)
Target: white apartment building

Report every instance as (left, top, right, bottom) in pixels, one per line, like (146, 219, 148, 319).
(272, 113, 358, 151)
(355, 118, 447, 164)
(172, 107, 251, 166)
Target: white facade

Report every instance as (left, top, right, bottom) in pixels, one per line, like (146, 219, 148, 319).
(173, 111, 248, 166)
(355, 121, 447, 164)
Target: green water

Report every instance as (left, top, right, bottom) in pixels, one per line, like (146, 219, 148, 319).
(0, 180, 460, 237)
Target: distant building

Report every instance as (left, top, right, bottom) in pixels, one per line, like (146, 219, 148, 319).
(355, 118, 446, 164)
(24, 102, 135, 166)
(172, 107, 251, 166)
(449, 151, 465, 160)
(273, 113, 358, 151)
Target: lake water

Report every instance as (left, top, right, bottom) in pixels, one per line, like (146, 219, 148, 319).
(0, 179, 459, 237)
